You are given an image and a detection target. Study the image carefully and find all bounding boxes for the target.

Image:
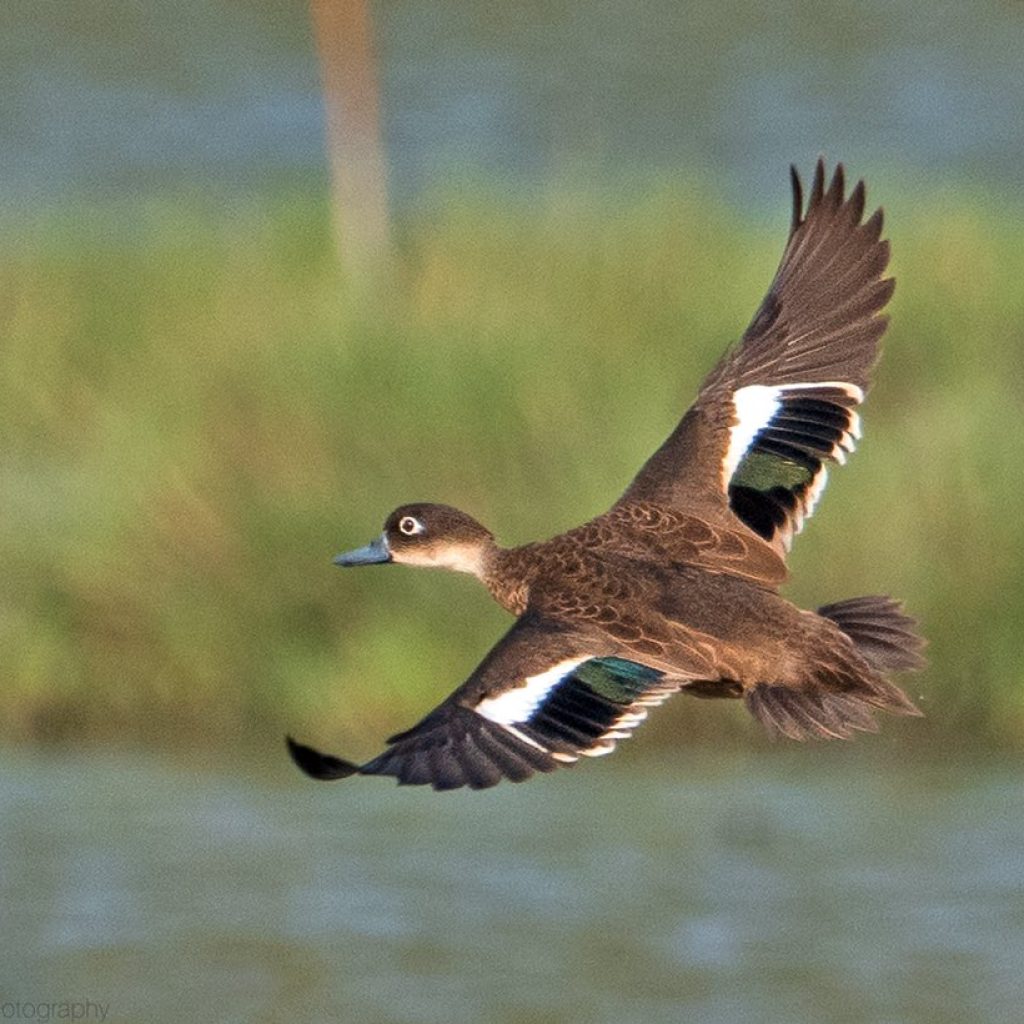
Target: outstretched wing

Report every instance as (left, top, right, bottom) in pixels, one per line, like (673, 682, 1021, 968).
(618, 160, 892, 558)
(287, 616, 683, 791)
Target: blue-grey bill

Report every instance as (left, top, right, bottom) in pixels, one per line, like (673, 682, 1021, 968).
(333, 535, 391, 566)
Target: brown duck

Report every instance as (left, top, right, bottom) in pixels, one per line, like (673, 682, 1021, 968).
(288, 160, 925, 791)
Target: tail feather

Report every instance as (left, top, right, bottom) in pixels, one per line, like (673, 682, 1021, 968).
(745, 595, 925, 742)
(818, 595, 927, 673)
(746, 685, 882, 741)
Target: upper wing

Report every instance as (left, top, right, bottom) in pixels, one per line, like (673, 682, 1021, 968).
(286, 615, 685, 791)
(617, 160, 893, 559)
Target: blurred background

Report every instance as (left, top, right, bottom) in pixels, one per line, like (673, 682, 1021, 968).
(1, 2, 1022, 1022)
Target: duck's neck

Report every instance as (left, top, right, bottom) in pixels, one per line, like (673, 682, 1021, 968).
(479, 543, 537, 617)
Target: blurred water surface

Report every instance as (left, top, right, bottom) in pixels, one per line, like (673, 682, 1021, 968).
(2, 0, 1023, 204)
(1, 747, 1021, 1023)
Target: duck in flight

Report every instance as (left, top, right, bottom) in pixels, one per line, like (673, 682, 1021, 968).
(287, 160, 925, 791)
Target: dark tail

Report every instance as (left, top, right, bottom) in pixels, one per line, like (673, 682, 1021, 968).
(817, 595, 927, 674)
(744, 595, 925, 741)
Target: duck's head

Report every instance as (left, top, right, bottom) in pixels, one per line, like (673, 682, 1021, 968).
(334, 503, 495, 576)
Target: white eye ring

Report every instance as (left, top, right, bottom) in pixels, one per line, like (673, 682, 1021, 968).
(398, 516, 425, 536)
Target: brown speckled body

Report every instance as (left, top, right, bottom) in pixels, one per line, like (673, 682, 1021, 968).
(482, 499, 870, 696)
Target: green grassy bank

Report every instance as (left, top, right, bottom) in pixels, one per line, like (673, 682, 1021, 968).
(2, 178, 1022, 754)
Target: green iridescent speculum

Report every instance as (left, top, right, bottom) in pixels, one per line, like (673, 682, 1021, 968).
(732, 449, 813, 491)
(576, 657, 665, 704)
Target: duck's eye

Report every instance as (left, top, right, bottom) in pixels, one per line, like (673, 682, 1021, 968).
(398, 516, 425, 536)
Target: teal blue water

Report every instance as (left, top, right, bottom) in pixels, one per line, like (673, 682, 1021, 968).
(1, 746, 1020, 1023)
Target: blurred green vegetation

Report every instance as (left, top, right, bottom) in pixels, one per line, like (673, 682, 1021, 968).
(2, 177, 1022, 753)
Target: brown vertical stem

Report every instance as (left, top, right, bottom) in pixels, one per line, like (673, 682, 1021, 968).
(310, 0, 391, 282)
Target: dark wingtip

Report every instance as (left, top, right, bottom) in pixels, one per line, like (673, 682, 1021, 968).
(286, 736, 362, 781)
(789, 164, 804, 231)
(794, 158, 849, 228)
(866, 206, 886, 240)
(848, 178, 866, 224)
(828, 162, 846, 206)
(811, 156, 826, 206)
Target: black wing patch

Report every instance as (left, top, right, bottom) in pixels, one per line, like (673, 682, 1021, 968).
(725, 383, 861, 549)
(486, 657, 674, 759)
(287, 707, 559, 791)
(287, 656, 675, 791)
